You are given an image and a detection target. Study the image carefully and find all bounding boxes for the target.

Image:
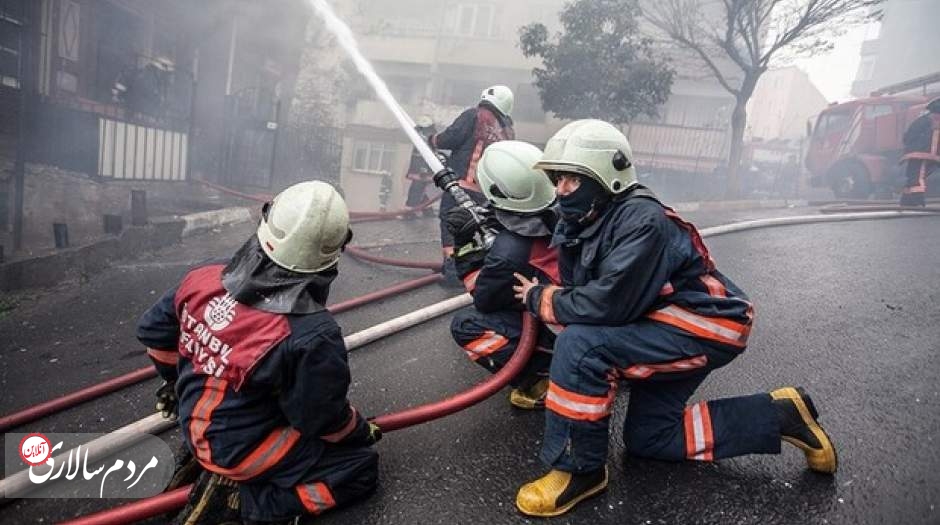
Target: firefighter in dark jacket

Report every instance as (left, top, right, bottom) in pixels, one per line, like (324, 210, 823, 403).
(899, 97, 940, 206)
(138, 182, 380, 525)
(510, 120, 838, 517)
(431, 85, 515, 282)
(446, 141, 560, 408)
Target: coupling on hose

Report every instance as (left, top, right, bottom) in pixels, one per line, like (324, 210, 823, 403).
(433, 167, 498, 249)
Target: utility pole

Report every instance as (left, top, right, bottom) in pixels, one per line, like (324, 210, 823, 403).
(12, 2, 34, 251)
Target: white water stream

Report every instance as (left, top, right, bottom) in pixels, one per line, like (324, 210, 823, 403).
(308, 0, 444, 173)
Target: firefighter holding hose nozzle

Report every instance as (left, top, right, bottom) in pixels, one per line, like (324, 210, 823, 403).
(429, 85, 516, 286)
(138, 182, 380, 525)
(510, 120, 838, 517)
(444, 140, 562, 409)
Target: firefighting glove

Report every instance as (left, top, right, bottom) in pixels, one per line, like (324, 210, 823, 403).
(446, 206, 477, 247)
(446, 206, 486, 247)
(155, 381, 179, 420)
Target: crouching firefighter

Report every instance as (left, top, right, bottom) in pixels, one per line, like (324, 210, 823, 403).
(899, 97, 940, 207)
(445, 140, 561, 409)
(137, 181, 381, 525)
(511, 120, 839, 517)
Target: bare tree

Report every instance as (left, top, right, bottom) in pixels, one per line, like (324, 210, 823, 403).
(645, 0, 879, 195)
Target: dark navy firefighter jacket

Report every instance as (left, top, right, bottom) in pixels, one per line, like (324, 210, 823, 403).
(432, 103, 514, 193)
(138, 264, 372, 482)
(456, 224, 561, 313)
(525, 187, 753, 350)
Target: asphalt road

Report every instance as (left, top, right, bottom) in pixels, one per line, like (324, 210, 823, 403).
(1, 206, 938, 524)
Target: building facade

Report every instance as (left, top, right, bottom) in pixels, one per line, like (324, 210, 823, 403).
(333, 0, 736, 212)
(748, 67, 829, 143)
(851, 0, 940, 97)
(0, 0, 310, 255)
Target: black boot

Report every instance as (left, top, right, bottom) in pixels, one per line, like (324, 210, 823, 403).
(171, 471, 241, 525)
(166, 443, 202, 491)
(771, 386, 838, 474)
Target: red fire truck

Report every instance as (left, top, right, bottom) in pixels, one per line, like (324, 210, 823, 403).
(806, 94, 932, 198)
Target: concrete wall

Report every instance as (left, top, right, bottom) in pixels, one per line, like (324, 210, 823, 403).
(2, 163, 237, 258)
(0, 204, 252, 291)
(0, 218, 183, 291)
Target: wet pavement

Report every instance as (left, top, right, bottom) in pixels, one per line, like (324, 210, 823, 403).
(1, 205, 938, 524)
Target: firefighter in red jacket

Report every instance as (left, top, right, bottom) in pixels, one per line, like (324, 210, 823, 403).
(511, 120, 838, 517)
(899, 97, 940, 206)
(138, 182, 379, 525)
(446, 140, 560, 408)
(431, 85, 515, 284)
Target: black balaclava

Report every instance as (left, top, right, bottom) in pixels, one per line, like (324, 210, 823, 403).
(494, 208, 557, 238)
(221, 236, 337, 314)
(557, 175, 610, 230)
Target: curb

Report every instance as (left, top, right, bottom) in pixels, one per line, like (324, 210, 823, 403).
(0, 207, 253, 292)
(179, 207, 253, 238)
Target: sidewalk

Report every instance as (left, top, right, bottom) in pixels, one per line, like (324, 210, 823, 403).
(0, 207, 253, 292)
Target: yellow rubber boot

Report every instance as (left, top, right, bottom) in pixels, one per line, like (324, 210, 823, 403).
(771, 386, 838, 474)
(509, 378, 549, 410)
(515, 467, 608, 517)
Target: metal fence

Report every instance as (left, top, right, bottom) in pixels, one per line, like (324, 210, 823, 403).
(97, 117, 188, 180)
(273, 123, 342, 188)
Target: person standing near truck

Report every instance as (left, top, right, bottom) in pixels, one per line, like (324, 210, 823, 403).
(899, 97, 940, 206)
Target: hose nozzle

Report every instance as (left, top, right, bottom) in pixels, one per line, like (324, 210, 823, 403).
(433, 168, 497, 248)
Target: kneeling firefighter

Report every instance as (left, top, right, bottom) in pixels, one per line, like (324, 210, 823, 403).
(138, 181, 381, 525)
(511, 120, 839, 517)
(445, 140, 561, 409)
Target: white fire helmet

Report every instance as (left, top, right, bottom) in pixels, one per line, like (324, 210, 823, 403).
(256, 181, 350, 273)
(477, 141, 555, 213)
(535, 119, 638, 194)
(481, 85, 514, 117)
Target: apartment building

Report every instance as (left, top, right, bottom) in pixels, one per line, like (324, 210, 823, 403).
(336, 0, 737, 211)
(0, 0, 308, 254)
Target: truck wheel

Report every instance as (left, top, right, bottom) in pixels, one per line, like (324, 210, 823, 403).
(828, 161, 872, 199)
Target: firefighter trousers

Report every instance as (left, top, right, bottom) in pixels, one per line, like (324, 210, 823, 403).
(450, 309, 556, 388)
(540, 321, 781, 473)
(238, 443, 378, 522)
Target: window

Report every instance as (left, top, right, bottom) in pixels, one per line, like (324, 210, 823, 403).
(442, 79, 488, 106)
(0, 0, 25, 88)
(814, 111, 853, 138)
(94, 5, 144, 104)
(856, 56, 875, 82)
(455, 3, 496, 38)
(352, 141, 397, 174)
(864, 104, 893, 119)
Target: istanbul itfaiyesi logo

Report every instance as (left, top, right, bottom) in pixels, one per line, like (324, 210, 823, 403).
(204, 293, 238, 331)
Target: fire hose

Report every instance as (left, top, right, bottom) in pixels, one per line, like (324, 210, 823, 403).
(31, 208, 940, 523)
(51, 313, 537, 525)
(0, 272, 443, 433)
(1, 293, 478, 501)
